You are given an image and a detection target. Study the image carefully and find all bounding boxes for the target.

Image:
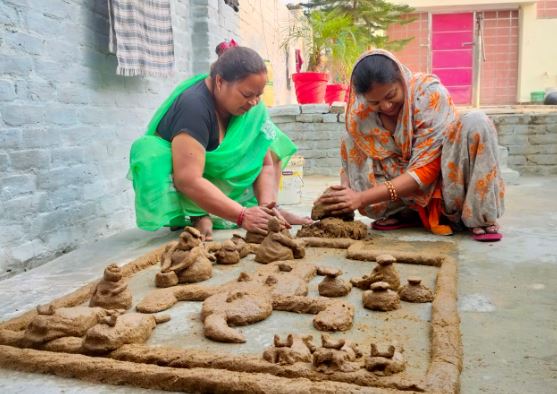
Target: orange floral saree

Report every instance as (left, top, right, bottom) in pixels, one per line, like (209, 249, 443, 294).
(342, 50, 504, 231)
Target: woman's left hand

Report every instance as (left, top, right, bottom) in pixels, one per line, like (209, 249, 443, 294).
(316, 185, 363, 215)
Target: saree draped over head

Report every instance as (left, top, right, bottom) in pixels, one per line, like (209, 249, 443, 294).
(129, 74, 297, 231)
(342, 49, 504, 230)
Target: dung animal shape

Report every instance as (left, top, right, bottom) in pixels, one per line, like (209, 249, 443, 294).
(137, 260, 355, 343)
(177, 226, 203, 250)
(312, 334, 362, 373)
(362, 281, 400, 311)
(176, 246, 214, 283)
(90, 264, 132, 310)
(156, 227, 214, 288)
(317, 267, 352, 297)
(23, 304, 109, 346)
(255, 217, 305, 264)
(399, 276, 434, 303)
(83, 312, 170, 354)
(262, 334, 315, 365)
(364, 343, 406, 376)
(351, 254, 400, 291)
(246, 202, 288, 244)
(215, 240, 241, 265)
(200, 278, 274, 343)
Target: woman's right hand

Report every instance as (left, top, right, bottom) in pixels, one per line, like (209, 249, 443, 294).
(241, 206, 274, 234)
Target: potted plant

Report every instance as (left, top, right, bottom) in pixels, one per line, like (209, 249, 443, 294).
(324, 14, 367, 103)
(283, 8, 337, 104)
(301, 0, 415, 103)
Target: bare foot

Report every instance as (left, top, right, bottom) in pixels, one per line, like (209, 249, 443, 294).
(279, 209, 312, 225)
(191, 216, 213, 241)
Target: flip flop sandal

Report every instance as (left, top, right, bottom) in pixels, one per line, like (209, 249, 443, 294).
(371, 220, 422, 231)
(472, 232, 503, 242)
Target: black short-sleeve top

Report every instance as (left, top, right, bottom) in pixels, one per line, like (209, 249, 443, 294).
(156, 80, 220, 151)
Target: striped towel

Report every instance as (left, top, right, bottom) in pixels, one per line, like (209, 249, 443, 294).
(108, 0, 175, 77)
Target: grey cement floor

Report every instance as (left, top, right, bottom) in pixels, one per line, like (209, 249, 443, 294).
(0, 175, 556, 393)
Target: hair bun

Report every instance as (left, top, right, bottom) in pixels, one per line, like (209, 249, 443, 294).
(215, 39, 238, 57)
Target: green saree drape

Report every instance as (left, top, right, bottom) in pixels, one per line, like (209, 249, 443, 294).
(129, 74, 297, 230)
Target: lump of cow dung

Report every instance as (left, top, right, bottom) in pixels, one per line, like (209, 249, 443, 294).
(215, 240, 241, 265)
(399, 276, 434, 303)
(351, 254, 400, 291)
(362, 281, 400, 311)
(317, 267, 352, 297)
(297, 217, 368, 240)
(89, 264, 132, 310)
(311, 187, 355, 221)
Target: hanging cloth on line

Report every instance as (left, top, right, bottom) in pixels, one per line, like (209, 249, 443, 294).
(108, 0, 175, 77)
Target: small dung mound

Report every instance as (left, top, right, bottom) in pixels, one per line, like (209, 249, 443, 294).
(297, 217, 368, 240)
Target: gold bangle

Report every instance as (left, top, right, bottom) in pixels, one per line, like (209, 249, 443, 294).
(384, 180, 399, 201)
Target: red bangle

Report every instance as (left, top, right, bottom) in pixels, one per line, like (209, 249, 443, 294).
(236, 207, 246, 227)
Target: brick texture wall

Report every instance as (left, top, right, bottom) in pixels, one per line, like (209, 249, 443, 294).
(191, 0, 295, 105)
(491, 111, 557, 175)
(0, 0, 297, 277)
(269, 104, 345, 177)
(387, 13, 429, 74)
(479, 10, 519, 105)
(387, 10, 521, 106)
(0, 0, 193, 277)
(538, 0, 557, 18)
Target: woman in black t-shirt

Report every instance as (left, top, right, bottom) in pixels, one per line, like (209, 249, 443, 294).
(130, 46, 311, 240)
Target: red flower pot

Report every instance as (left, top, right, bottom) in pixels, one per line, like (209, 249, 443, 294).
(325, 83, 348, 104)
(292, 72, 329, 104)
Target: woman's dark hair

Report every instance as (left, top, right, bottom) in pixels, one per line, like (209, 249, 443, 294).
(352, 55, 402, 94)
(210, 46, 267, 82)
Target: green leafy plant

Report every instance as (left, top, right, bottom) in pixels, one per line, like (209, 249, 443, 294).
(283, 8, 366, 79)
(283, 1, 413, 83)
(304, 0, 415, 50)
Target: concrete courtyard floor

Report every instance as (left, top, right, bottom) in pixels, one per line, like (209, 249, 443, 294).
(0, 175, 555, 393)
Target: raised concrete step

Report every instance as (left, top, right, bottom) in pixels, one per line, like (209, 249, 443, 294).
(498, 145, 520, 185)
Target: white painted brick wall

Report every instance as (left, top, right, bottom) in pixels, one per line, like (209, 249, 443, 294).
(192, 0, 296, 105)
(490, 112, 557, 175)
(0, 0, 193, 277)
(0, 0, 297, 277)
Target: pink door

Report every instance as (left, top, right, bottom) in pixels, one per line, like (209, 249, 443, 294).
(431, 13, 474, 105)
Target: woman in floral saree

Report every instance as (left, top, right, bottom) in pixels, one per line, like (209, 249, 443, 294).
(317, 50, 504, 241)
